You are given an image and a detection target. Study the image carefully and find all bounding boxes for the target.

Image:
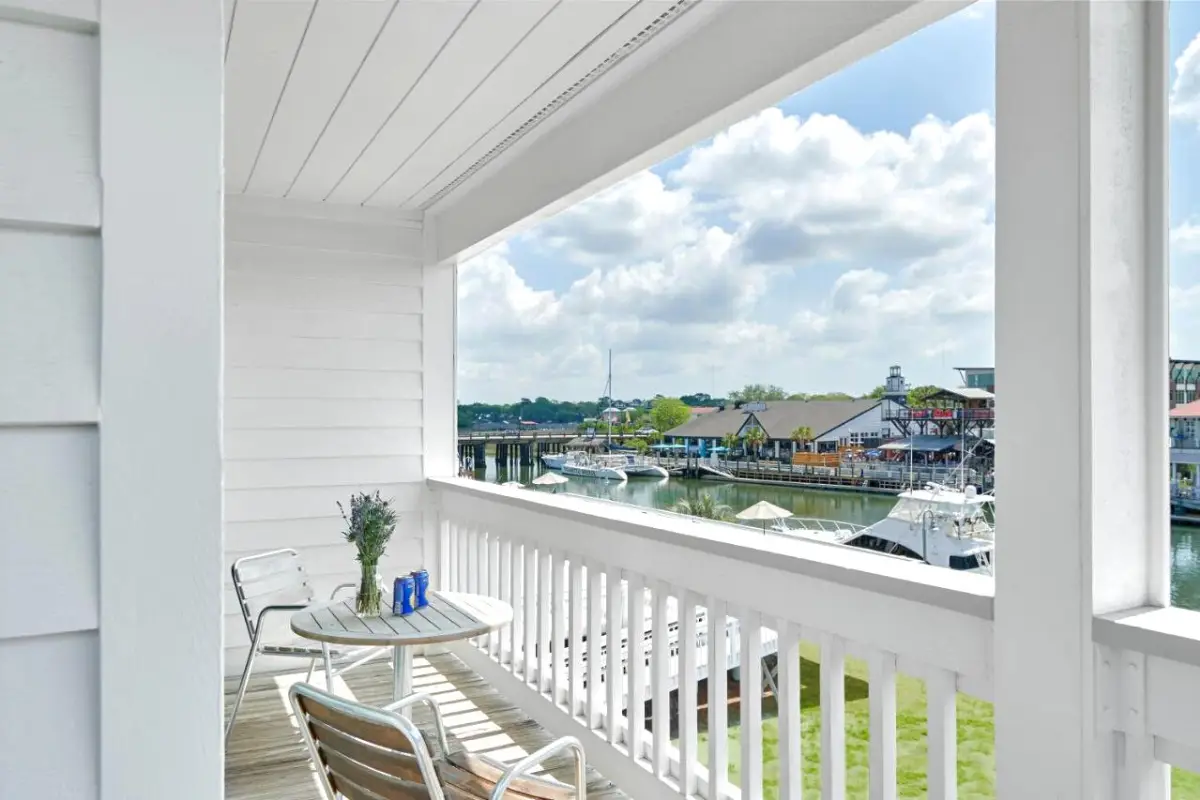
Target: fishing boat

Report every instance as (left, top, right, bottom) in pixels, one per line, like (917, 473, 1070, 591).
(841, 482, 995, 573)
(559, 451, 627, 481)
(599, 452, 669, 479)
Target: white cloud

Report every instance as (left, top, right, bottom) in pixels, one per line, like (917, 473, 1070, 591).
(458, 105, 1000, 401)
(1172, 31, 1200, 126)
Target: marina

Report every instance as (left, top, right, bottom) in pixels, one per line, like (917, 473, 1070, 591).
(472, 460, 1200, 611)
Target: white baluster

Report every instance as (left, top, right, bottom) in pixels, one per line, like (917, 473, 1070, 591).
(511, 540, 524, 675)
(499, 537, 512, 666)
(627, 572, 646, 762)
(679, 592, 699, 799)
(488, 533, 500, 657)
(926, 668, 958, 800)
(569, 557, 584, 718)
(653, 580, 670, 778)
(438, 519, 451, 592)
(708, 599, 728, 800)
(607, 568, 624, 745)
(777, 622, 802, 800)
(740, 609, 763, 800)
(447, 523, 459, 591)
(552, 549, 565, 708)
(457, 522, 469, 593)
(466, 528, 478, 596)
(524, 541, 538, 685)
(538, 547, 552, 694)
(588, 560, 604, 730)
(868, 650, 897, 800)
(820, 633, 846, 800)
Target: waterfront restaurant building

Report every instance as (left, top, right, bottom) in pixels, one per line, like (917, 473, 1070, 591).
(665, 398, 903, 457)
(3, 2, 1190, 799)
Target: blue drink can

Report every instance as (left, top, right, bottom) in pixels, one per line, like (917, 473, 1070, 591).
(393, 575, 414, 615)
(411, 569, 429, 608)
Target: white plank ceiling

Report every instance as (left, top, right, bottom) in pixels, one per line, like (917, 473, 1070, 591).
(224, 0, 700, 209)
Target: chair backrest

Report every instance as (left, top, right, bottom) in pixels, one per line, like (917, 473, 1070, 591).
(289, 682, 441, 800)
(231, 548, 315, 641)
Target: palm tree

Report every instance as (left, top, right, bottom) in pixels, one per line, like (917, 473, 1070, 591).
(672, 493, 734, 522)
(790, 425, 814, 457)
(745, 426, 767, 461)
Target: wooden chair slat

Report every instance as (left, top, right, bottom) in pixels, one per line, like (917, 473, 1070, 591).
(297, 694, 416, 755)
(323, 747, 431, 800)
(311, 719, 426, 784)
(439, 751, 575, 800)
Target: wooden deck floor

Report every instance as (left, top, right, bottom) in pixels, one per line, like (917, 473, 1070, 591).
(225, 651, 626, 800)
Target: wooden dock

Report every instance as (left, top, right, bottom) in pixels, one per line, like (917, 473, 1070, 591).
(225, 651, 626, 800)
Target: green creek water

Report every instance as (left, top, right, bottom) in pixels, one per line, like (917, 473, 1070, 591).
(477, 462, 1200, 611)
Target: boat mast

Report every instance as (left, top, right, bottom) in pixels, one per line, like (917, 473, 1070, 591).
(606, 349, 612, 448)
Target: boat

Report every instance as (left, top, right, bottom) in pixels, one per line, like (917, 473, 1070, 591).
(559, 451, 627, 481)
(599, 452, 669, 479)
(541, 451, 569, 470)
(841, 482, 995, 573)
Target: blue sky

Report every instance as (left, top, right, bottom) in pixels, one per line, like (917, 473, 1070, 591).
(457, 2, 1200, 403)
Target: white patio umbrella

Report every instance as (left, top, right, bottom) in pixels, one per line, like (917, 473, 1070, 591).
(531, 472, 569, 493)
(735, 500, 793, 532)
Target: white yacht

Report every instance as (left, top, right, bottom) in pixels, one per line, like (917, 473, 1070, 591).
(600, 452, 669, 479)
(842, 482, 995, 573)
(556, 451, 627, 481)
(540, 451, 569, 470)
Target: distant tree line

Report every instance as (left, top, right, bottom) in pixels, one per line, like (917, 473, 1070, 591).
(459, 383, 948, 429)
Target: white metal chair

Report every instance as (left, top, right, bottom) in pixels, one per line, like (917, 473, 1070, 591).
(288, 681, 587, 800)
(225, 548, 389, 743)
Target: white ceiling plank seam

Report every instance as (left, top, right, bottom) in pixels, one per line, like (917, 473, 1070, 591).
(241, 0, 321, 194)
(415, 0, 701, 212)
(281, 0, 476, 203)
(374, 0, 642, 209)
(357, 0, 569, 207)
(319, 1, 485, 203)
(247, 0, 399, 198)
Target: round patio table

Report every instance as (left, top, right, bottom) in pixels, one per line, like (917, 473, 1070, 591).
(291, 590, 512, 703)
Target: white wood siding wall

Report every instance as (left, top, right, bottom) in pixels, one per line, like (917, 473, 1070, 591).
(224, 199, 431, 671)
(0, 9, 100, 798)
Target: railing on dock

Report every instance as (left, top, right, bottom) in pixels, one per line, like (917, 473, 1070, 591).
(430, 477, 993, 800)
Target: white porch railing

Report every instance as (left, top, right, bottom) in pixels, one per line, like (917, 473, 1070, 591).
(428, 477, 994, 800)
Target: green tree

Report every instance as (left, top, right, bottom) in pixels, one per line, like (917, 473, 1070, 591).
(790, 425, 814, 454)
(728, 383, 788, 402)
(744, 426, 767, 457)
(907, 385, 942, 407)
(650, 396, 692, 433)
(721, 432, 740, 452)
(671, 493, 734, 522)
(626, 437, 650, 454)
(863, 385, 887, 399)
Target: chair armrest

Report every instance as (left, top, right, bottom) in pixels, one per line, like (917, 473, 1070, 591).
(490, 736, 586, 800)
(254, 603, 312, 630)
(330, 582, 357, 601)
(382, 692, 449, 758)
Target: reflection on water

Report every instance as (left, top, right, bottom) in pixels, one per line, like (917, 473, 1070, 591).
(479, 462, 1200, 611)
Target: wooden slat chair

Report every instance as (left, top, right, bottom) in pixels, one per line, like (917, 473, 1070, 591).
(289, 682, 587, 800)
(226, 548, 390, 743)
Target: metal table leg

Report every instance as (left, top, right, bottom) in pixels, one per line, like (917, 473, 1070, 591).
(393, 644, 413, 711)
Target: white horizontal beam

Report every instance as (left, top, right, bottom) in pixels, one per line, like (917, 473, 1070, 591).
(430, 0, 970, 262)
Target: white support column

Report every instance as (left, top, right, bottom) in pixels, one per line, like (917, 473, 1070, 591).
(98, 0, 224, 798)
(994, 1, 1169, 797)
(423, 216, 458, 590)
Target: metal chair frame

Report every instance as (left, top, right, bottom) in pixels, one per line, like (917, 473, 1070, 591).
(288, 682, 587, 800)
(225, 548, 389, 743)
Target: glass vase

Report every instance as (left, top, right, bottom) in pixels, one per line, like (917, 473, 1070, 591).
(355, 563, 383, 616)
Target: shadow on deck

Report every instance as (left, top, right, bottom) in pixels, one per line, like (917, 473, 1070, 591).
(224, 651, 626, 800)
